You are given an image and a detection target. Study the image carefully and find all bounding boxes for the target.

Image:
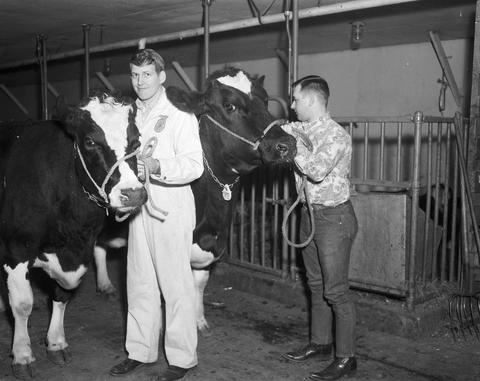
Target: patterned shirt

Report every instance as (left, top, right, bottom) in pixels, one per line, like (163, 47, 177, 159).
(282, 114, 352, 207)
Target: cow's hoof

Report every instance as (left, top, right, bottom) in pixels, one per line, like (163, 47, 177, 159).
(12, 362, 36, 379)
(46, 347, 72, 365)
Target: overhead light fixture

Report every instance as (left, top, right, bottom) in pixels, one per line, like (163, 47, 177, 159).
(350, 21, 365, 50)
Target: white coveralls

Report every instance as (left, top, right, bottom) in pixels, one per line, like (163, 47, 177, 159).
(126, 88, 203, 368)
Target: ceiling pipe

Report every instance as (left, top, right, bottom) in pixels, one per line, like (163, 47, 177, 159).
(0, 0, 422, 72)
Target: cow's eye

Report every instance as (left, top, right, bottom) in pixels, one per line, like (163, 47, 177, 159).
(224, 103, 236, 113)
(84, 136, 96, 147)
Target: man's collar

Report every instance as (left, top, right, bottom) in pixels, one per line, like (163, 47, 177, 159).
(304, 112, 331, 128)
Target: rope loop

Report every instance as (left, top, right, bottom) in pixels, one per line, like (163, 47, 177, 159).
(281, 175, 315, 248)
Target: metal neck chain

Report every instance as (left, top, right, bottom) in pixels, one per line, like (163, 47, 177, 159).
(202, 153, 239, 189)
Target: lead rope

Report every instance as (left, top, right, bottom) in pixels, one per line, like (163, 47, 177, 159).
(75, 137, 169, 222)
(281, 175, 315, 248)
(136, 137, 169, 221)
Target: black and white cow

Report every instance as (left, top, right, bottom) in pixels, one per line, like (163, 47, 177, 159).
(0, 94, 146, 379)
(94, 67, 297, 331)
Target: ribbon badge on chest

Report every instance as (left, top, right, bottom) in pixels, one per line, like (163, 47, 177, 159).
(154, 115, 168, 133)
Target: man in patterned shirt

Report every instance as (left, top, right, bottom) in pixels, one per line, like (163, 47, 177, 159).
(281, 75, 358, 380)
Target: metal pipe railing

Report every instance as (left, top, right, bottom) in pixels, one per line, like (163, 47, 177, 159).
(0, 0, 423, 72)
(407, 111, 423, 310)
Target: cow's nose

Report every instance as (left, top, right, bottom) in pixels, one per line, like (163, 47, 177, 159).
(276, 143, 289, 157)
(120, 187, 148, 207)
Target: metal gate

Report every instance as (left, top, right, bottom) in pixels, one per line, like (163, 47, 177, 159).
(227, 111, 469, 308)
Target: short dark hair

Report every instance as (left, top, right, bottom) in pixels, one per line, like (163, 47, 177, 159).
(130, 49, 165, 73)
(292, 75, 330, 102)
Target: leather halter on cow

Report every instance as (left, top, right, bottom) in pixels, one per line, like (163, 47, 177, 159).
(166, 66, 297, 331)
(0, 94, 146, 379)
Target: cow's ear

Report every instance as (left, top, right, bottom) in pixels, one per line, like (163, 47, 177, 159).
(62, 108, 90, 139)
(255, 75, 265, 87)
(166, 86, 205, 115)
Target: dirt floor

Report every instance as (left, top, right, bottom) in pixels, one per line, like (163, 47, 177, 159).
(1, 255, 480, 381)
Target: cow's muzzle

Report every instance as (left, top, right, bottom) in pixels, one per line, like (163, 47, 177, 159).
(120, 187, 148, 208)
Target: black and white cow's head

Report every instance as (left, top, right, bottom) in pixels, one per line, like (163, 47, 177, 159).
(62, 94, 147, 213)
(167, 67, 296, 173)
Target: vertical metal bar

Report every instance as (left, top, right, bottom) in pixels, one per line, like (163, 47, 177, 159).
(261, 168, 267, 267)
(292, 0, 299, 83)
(395, 122, 402, 182)
(363, 122, 369, 180)
(450, 132, 460, 281)
(41, 35, 48, 120)
(250, 171, 256, 264)
(407, 111, 423, 311)
(379, 121, 385, 180)
(431, 123, 443, 279)
(282, 168, 289, 279)
(229, 215, 234, 260)
(288, 169, 296, 280)
(440, 123, 452, 281)
(272, 169, 279, 269)
(203, 0, 211, 80)
(422, 122, 433, 282)
(239, 186, 245, 262)
(83, 24, 91, 97)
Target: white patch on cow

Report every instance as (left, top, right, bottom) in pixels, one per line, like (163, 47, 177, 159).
(4, 262, 35, 364)
(191, 243, 215, 269)
(217, 71, 251, 95)
(81, 96, 144, 208)
(46, 301, 68, 351)
(33, 253, 87, 290)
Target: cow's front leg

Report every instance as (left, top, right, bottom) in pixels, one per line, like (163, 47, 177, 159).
(46, 286, 72, 365)
(93, 245, 116, 295)
(192, 269, 210, 334)
(4, 262, 36, 379)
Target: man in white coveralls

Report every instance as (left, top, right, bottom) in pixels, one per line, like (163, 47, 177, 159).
(109, 48, 203, 381)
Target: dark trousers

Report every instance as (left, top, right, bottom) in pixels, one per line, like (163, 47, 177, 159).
(300, 200, 358, 358)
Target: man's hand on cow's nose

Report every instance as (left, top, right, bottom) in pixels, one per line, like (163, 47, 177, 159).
(137, 157, 161, 182)
(291, 127, 314, 152)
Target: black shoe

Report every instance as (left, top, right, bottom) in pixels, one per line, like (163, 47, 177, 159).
(109, 358, 152, 377)
(154, 365, 193, 381)
(282, 343, 333, 362)
(309, 357, 357, 380)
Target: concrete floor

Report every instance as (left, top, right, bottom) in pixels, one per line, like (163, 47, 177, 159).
(1, 256, 479, 381)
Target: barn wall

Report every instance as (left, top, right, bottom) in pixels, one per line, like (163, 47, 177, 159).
(0, 38, 471, 121)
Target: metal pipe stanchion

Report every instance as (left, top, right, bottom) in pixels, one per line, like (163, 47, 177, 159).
(36, 34, 48, 120)
(83, 24, 91, 97)
(203, 0, 212, 81)
(407, 111, 423, 311)
(292, 0, 299, 83)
